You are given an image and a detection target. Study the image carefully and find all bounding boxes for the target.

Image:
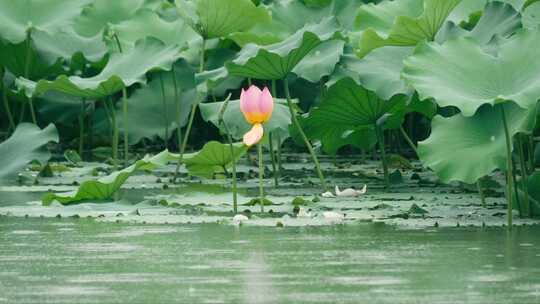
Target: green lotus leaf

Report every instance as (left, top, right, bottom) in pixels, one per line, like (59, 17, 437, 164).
(356, 0, 462, 58)
(523, 1, 540, 29)
(17, 37, 183, 99)
(299, 117, 377, 155)
(199, 99, 292, 140)
(115, 61, 197, 144)
(229, 0, 330, 46)
(467, 1, 521, 45)
(0, 39, 64, 79)
(31, 29, 108, 65)
(301, 77, 408, 154)
(195, 48, 243, 96)
(0, 123, 59, 184)
(440, 1, 522, 46)
(183, 141, 247, 179)
(110, 9, 200, 51)
(302, 0, 332, 8)
(226, 17, 340, 80)
(418, 102, 537, 184)
(0, 0, 92, 44)
(175, 0, 270, 39)
(74, 0, 155, 37)
(403, 28, 540, 117)
(355, 0, 424, 35)
(292, 40, 345, 83)
(42, 150, 178, 205)
(329, 47, 414, 100)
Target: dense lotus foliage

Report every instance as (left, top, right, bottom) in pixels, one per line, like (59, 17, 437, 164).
(1, 0, 540, 227)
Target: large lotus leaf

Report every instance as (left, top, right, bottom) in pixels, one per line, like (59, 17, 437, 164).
(0, 0, 92, 44)
(300, 78, 408, 154)
(467, 1, 522, 45)
(0, 39, 64, 79)
(73, 0, 154, 37)
(226, 17, 340, 80)
(183, 141, 247, 179)
(175, 0, 270, 39)
(31, 29, 108, 66)
(229, 0, 330, 46)
(438, 1, 522, 46)
(195, 48, 243, 96)
(355, 0, 423, 35)
(329, 47, 414, 100)
(356, 0, 462, 58)
(449, 0, 526, 25)
(42, 150, 178, 205)
(110, 9, 199, 51)
(115, 61, 197, 144)
(292, 40, 345, 83)
(199, 99, 292, 140)
(18, 38, 183, 99)
(0, 123, 59, 184)
(299, 117, 378, 155)
(418, 102, 537, 184)
(403, 29, 540, 117)
(36, 92, 83, 124)
(523, 1, 540, 28)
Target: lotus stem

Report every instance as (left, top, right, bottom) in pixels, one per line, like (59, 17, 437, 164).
(28, 97, 37, 125)
(1, 82, 15, 132)
(24, 29, 37, 125)
(500, 105, 514, 228)
(376, 126, 390, 188)
(268, 132, 279, 187)
(173, 40, 205, 182)
(122, 87, 129, 165)
(283, 78, 327, 190)
(258, 142, 265, 213)
(113, 33, 123, 53)
(400, 125, 418, 156)
(528, 134, 535, 173)
(88, 102, 94, 161)
(477, 179, 486, 208)
(78, 99, 86, 159)
(271, 79, 283, 176)
(218, 94, 238, 213)
(159, 73, 169, 149)
(106, 97, 119, 170)
(517, 134, 531, 217)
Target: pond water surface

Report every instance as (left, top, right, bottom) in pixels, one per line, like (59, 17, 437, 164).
(1, 217, 540, 303)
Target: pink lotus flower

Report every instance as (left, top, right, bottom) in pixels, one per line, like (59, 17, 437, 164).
(240, 85, 274, 146)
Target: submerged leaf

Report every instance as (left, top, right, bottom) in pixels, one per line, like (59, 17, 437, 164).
(43, 150, 178, 205)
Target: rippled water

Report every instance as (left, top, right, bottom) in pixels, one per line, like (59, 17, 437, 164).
(1, 218, 540, 303)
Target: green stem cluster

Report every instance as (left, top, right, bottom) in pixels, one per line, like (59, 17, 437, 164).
(173, 39, 206, 182)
